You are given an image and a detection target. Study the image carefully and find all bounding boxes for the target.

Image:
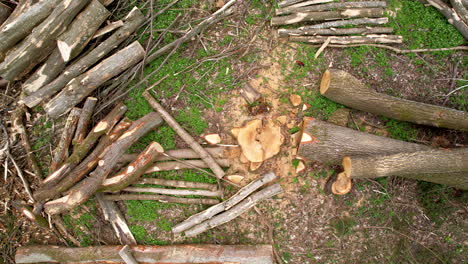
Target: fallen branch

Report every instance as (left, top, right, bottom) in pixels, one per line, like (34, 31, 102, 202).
(119, 146, 236, 163)
(305, 43, 468, 53)
(73, 97, 98, 145)
(290, 35, 403, 44)
(134, 178, 218, 191)
(427, 0, 468, 39)
(278, 27, 393, 37)
(299, 17, 388, 30)
(22, 50, 66, 95)
(276, 1, 386, 15)
(450, 0, 468, 24)
(103, 194, 219, 205)
(50, 108, 81, 172)
(145, 159, 230, 173)
(12, 201, 48, 228)
(0, 3, 12, 25)
(115, 187, 222, 197)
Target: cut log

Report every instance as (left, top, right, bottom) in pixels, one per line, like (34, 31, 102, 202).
(271, 8, 385, 26)
(290, 35, 403, 44)
(143, 91, 225, 179)
(92, 20, 124, 39)
(57, 0, 110, 62)
(450, 0, 468, 24)
(231, 119, 263, 162)
(297, 117, 431, 165)
(95, 193, 137, 245)
(0, 0, 90, 80)
(240, 83, 262, 104)
(45, 41, 145, 118)
(172, 172, 277, 233)
(134, 178, 218, 191)
(427, 0, 468, 39)
(21, 7, 145, 108)
(278, 0, 329, 8)
(145, 159, 230, 173)
(73, 97, 98, 145)
(320, 69, 468, 131)
(103, 194, 219, 205)
(22, 50, 66, 95)
(279, 27, 394, 37)
(342, 148, 468, 189)
(184, 184, 283, 237)
(0, 3, 12, 25)
(100, 142, 164, 192)
(276, 1, 386, 15)
(50, 107, 81, 172)
(118, 146, 236, 163)
(1, 0, 36, 27)
(15, 245, 275, 264)
(44, 112, 164, 215)
(299, 17, 389, 30)
(114, 187, 222, 197)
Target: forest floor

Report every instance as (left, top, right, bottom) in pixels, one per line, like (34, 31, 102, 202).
(1, 0, 467, 263)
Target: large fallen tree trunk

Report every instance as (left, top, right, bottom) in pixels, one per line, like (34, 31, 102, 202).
(15, 244, 275, 264)
(50, 107, 81, 172)
(103, 194, 220, 204)
(297, 117, 431, 164)
(271, 8, 385, 26)
(320, 69, 468, 131)
(44, 112, 164, 215)
(0, 3, 12, 25)
(299, 17, 388, 30)
(0, 0, 90, 80)
(279, 27, 394, 37)
(427, 0, 468, 39)
(45, 41, 145, 118)
(276, 1, 387, 15)
(290, 35, 403, 44)
(21, 7, 145, 108)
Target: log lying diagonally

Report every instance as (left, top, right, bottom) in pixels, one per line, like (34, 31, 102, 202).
(0, 3, 11, 25)
(427, 0, 468, 39)
(73, 97, 98, 145)
(320, 69, 468, 131)
(50, 108, 81, 172)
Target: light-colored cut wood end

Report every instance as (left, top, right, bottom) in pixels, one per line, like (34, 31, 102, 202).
(320, 69, 331, 95)
(203, 133, 221, 145)
(295, 160, 306, 173)
(331, 172, 352, 195)
(225, 174, 245, 184)
(289, 94, 302, 106)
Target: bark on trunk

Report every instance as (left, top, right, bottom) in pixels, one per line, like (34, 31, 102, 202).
(145, 159, 230, 173)
(103, 194, 220, 204)
(44, 112, 164, 215)
(297, 117, 431, 165)
(119, 146, 235, 163)
(450, 0, 468, 24)
(57, 0, 110, 62)
(113, 187, 222, 197)
(320, 69, 468, 131)
(15, 245, 275, 264)
(276, 1, 386, 15)
(73, 97, 98, 145)
(45, 41, 145, 119)
(50, 107, 81, 172)
(271, 8, 385, 26)
(279, 27, 393, 37)
(342, 148, 468, 189)
(299, 17, 388, 30)
(21, 7, 145, 108)
(0, 3, 12, 25)
(0, 0, 90, 80)
(134, 178, 218, 191)
(22, 49, 65, 94)
(428, 0, 468, 39)
(1, 0, 37, 27)
(184, 184, 283, 237)
(172, 172, 277, 233)
(290, 35, 403, 44)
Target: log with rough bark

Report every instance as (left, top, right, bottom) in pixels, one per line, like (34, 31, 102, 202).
(73, 97, 98, 145)
(22, 50, 65, 94)
(134, 178, 218, 191)
(103, 194, 220, 204)
(428, 0, 468, 39)
(290, 35, 403, 44)
(100, 142, 164, 192)
(119, 146, 237, 163)
(57, 0, 110, 62)
(34, 103, 127, 201)
(1, 0, 36, 27)
(45, 41, 145, 118)
(114, 187, 222, 197)
(44, 112, 164, 215)
(184, 184, 283, 237)
(299, 17, 389, 30)
(320, 69, 468, 131)
(271, 8, 385, 26)
(50, 108, 81, 172)
(0, 0, 90, 80)
(297, 117, 431, 164)
(172, 172, 277, 233)
(21, 7, 145, 108)
(451, 0, 468, 24)
(276, 1, 386, 15)
(15, 244, 275, 264)
(279, 27, 394, 37)
(342, 148, 468, 189)
(0, 3, 12, 25)
(95, 193, 137, 245)
(145, 159, 230, 173)
(143, 91, 225, 179)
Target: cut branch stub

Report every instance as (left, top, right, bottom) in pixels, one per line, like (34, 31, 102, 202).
(331, 172, 352, 195)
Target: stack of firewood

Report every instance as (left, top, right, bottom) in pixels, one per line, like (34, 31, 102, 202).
(272, 0, 404, 45)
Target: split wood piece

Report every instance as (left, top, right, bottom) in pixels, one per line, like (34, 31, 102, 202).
(299, 17, 388, 30)
(0, 0, 90, 80)
(295, 160, 306, 173)
(44, 112, 164, 215)
(37, 117, 132, 202)
(103, 194, 219, 205)
(45, 41, 145, 118)
(290, 35, 403, 44)
(271, 8, 385, 26)
(279, 27, 394, 37)
(15, 244, 275, 264)
(342, 148, 468, 190)
(73, 97, 98, 145)
(0, 3, 12, 25)
(100, 142, 164, 192)
(184, 184, 283, 237)
(21, 7, 145, 108)
(145, 159, 230, 173)
(320, 69, 468, 131)
(95, 193, 137, 245)
(451, 0, 468, 24)
(240, 83, 262, 104)
(143, 91, 225, 179)
(119, 245, 138, 264)
(22, 50, 66, 94)
(290, 94, 302, 106)
(297, 117, 431, 165)
(276, 1, 386, 15)
(50, 108, 81, 172)
(12, 201, 49, 228)
(0, 0, 61, 57)
(226, 174, 245, 184)
(92, 20, 124, 39)
(331, 172, 351, 195)
(118, 146, 236, 163)
(34, 103, 127, 201)
(203, 133, 221, 145)
(250, 161, 263, 172)
(12, 105, 43, 179)
(134, 178, 218, 191)
(172, 172, 277, 233)
(115, 187, 222, 197)
(427, 0, 468, 39)
(57, 0, 110, 62)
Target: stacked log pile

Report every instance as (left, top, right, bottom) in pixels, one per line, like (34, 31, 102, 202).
(272, 0, 403, 45)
